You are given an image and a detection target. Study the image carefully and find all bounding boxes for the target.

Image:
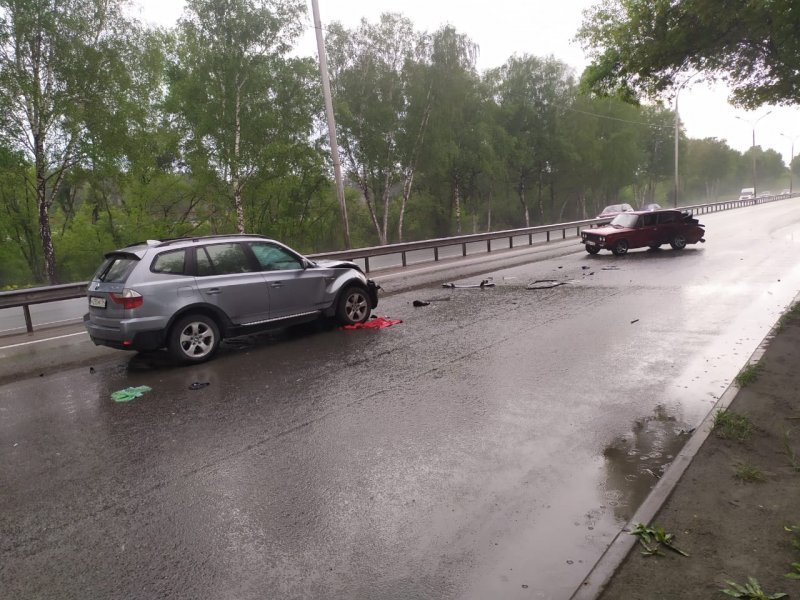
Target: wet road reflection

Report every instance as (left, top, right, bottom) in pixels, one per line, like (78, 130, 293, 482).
(602, 405, 693, 522)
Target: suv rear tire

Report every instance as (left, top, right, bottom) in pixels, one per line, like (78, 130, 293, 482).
(169, 314, 220, 363)
(336, 286, 371, 325)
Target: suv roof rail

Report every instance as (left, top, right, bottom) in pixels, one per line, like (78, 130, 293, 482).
(153, 233, 270, 248)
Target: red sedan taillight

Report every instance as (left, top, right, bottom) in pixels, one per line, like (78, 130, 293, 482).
(109, 289, 143, 310)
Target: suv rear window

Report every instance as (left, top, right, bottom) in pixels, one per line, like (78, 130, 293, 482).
(151, 249, 187, 275)
(94, 254, 139, 283)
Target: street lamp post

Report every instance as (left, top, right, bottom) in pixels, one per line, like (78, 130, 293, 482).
(780, 133, 799, 194)
(735, 111, 773, 197)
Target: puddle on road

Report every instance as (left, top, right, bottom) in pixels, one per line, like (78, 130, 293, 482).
(601, 404, 692, 522)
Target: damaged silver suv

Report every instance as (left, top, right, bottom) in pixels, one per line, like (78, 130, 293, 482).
(84, 234, 379, 363)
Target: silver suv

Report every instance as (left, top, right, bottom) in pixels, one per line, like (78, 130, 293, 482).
(83, 234, 379, 363)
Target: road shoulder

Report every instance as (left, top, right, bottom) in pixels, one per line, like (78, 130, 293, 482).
(586, 306, 800, 599)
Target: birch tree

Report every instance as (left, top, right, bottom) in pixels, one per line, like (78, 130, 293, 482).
(326, 13, 424, 245)
(168, 0, 310, 234)
(0, 0, 151, 283)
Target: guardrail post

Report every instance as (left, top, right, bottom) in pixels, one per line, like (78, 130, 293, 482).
(528, 233, 533, 245)
(364, 257, 370, 273)
(462, 243, 467, 257)
(434, 247, 439, 261)
(401, 252, 407, 267)
(487, 240, 491, 252)
(562, 229, 566, 239)
(546, 231, 550, 242)
(509, 236, 514, 249)
(23, 304, 33, 334)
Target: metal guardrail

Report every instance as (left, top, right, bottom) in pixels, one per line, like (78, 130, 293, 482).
(0, 282, 88, 334)
(310, 216, 607, 271)
(1, 192, 794, 334)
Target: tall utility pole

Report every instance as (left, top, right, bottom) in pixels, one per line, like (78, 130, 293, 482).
(736, 111, 772, 197)
(781, 133, 799, 194)
(311, 0, 351, 248)
(673, 93, 680, 208)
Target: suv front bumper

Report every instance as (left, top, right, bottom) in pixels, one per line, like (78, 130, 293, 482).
(367, 280, 380, 308)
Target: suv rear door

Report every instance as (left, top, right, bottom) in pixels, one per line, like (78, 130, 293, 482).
(194, 242, 270, 324)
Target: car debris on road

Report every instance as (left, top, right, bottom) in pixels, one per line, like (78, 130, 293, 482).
(111, 385, 152, 402)
(442, 278, 495, 289)
(341, 317, 402, 330)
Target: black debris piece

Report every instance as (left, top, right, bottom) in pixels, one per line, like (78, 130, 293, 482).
(630, 319, 639, 324)
(412, 300, 431, 307)
(189, 381, 210, 390)
(581, 265, 590, 270)
(89, 367, 95, 374)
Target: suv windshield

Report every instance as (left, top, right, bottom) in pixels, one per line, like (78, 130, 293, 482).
(610, 213, 639, 228)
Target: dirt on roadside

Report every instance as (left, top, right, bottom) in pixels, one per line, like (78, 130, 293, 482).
(597, 308, 800, 600)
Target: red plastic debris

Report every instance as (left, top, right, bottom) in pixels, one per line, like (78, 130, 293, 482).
(342, 316, 402, 330)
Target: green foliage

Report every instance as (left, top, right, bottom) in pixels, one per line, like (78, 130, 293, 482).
(735, 364, 761, 388)
(0, 8, 787, 284)
(713, 409, 754, 443)
(168, 0, 316, 232)
(326, 13, 431, 244)
(629, 523, 689, 557)
(577, 0, 800, 108)
(775, 302, 800, 332)
(786, 525, 800, 579)
(684, 138, 743, 202)
(0, 0, 166, 283)
(782, 429, 800, 472)
(734, 462, 766, 483)
(721, 577, 787, 599)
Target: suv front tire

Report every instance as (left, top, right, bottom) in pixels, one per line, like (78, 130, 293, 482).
(336, 286, 371, 325)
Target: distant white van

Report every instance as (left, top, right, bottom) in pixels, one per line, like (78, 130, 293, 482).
(739, 187, 755, 200)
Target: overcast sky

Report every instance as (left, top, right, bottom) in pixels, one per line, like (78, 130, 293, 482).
(132, 0, 800, 171)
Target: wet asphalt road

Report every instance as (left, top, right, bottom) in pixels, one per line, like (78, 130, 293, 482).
(4, 201, 800, 600)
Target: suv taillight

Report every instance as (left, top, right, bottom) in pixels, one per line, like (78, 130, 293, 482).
(109, 289, 143, 310)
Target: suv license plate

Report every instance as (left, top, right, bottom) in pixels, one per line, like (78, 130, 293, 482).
(586, 240, 596, 246)
(89, 296, 107, 308)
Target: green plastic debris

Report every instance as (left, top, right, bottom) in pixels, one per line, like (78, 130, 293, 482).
(111, 386, 152, 402)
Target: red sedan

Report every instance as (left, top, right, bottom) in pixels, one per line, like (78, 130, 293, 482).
(581, 209, 705, 256)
